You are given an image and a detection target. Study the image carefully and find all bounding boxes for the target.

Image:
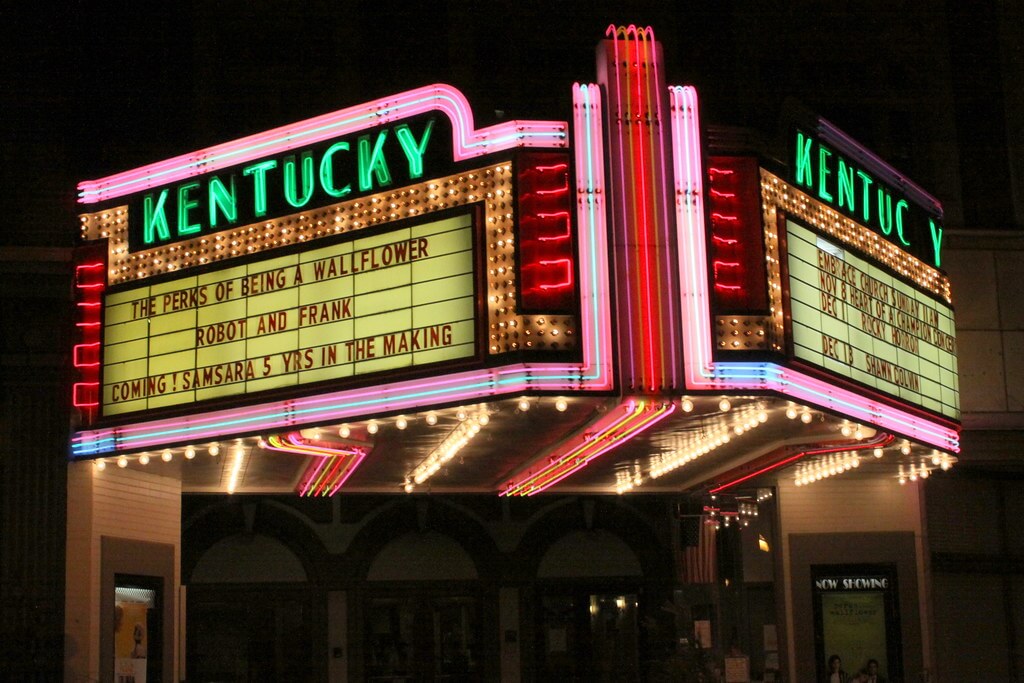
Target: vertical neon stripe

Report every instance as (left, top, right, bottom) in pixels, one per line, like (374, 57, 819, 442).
(668, 85, 959, 452)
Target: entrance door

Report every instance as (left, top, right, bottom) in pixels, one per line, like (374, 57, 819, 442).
(538, 591, 640, 682)
(187, 586, 312, 682)
(367, 594, 481, 681)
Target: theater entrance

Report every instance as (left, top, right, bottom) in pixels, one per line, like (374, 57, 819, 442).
(366, 592, 482, 682)
(536, 588, 642, 682)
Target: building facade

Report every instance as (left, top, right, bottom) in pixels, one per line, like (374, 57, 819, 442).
(48, 24, 1019, 683)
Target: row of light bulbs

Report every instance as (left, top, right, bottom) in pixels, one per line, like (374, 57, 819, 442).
(645, 404, 769, 484)
(761, 175, 949, 302)
(92, 396, 572, 482)
(793, 452, 862, 486)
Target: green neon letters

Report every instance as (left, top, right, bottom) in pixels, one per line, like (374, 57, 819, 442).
(137, 118, 436, 248)
(792, 130, 943, 268)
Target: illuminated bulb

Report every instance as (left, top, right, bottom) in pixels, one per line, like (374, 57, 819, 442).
(456, 408, 468, 421)
(478, 413, 490, 426)
(854, 427, 864, 439)
(873, 448, 884, 458)
(138, 453, 150, 465)
(425, 413, 438, 426)
(940, 459, 951, 471)
(367, 421, 379, 435)
(785, 406, 798, 420)
(209, 443, 220, 457)
(117, 456, 128, 469)
(757, 411, 768, 423)
(161, 450, 173, 462)
(841, 424, 852, 437)
(518, 398, 531, 412)
(338, 424, 351, 438)
(719, 398, 731, 412)
(900, 441, 912, 456)
(404, 482, 414, 494)
(395, 416, 408, 430)
(95, 459, 106, 471)
(931, 452, 941, 466)
(555, 398, 568, 412)
(800, 411, 813, 424)
(681, 398, 694, 412)
(185, 446, 196, 460)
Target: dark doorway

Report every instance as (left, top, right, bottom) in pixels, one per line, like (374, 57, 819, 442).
(537, 588, 641, 682)
(187, 586, 313, 682)
(366, 592, 482, 682)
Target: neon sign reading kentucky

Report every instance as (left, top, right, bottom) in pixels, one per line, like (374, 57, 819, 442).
(131, 117, 436, 251)
(792, 129, 945, 268)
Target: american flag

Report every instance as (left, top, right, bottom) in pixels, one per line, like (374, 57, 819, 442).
(677, 519, 718, 583)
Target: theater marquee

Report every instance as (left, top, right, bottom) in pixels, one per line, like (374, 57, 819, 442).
(102, 213, 476, 416)
(786, 219, 959, 419)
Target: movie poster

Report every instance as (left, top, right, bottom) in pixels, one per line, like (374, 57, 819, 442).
(114, 598, 149, 683)
(820, 591, 887, 675)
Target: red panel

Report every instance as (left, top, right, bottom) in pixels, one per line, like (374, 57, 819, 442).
(72, 248, 107, 423)
(517, 153, 575, 311)
(707, 156, 768, 312)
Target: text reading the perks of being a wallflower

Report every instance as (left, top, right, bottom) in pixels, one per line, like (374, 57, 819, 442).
(101, 215, 475, 416)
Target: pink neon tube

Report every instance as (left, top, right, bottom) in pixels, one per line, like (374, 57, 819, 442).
(668, 85, 958, 452)
(78, 84, 567, 204)
(72, 84, 616, 458)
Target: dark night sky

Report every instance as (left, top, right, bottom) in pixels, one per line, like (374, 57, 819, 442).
(1, 2, 1013, 245)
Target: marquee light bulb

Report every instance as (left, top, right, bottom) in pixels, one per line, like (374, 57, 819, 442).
(555, 398, 568, 412)
(681, 398, 694, 412)
(478, 413, 490, 426)
(208, 443, 220, 456)
(117, 456, 128, 469)
(873, 448, 884, 458)
(425, 413, 438, 426)
(900, 441, 912, 456)
(518, 398, 531, 412)
(185, 446, 196, 460)
(367, 421, 379, 435)
(338, 424, 351, 438)
(718, 398, 731, 412)
(161, 449, 173, 462)
(785, 406, 798, 420)
(95, 459, 106, 471)
(800, 411, 813, 424)
(395, 416, 408, 430)
(138, 453, 150, 465)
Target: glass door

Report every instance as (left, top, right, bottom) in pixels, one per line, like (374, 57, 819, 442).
(537, 590, 640, 682)
(367, 594, 480, 682)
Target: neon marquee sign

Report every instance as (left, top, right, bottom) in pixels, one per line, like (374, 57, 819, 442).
(791, 129, 945, 268)
(102, 214, 476, 416)
(132, 117, 438, 251)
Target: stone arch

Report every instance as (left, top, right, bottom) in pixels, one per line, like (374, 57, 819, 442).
(517, 497, 674, 581)
(181, 496, 326, 584)
(537, 528, 643, 578)
(367, 530, 478, 581)
(191, 533, 308, 583)
(346, 497, 501, 582)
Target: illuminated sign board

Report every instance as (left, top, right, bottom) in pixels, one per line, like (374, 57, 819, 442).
(129, 115, 442, 251)
(102, 213, 476, 416)
(791, 129, 944, 268)
(786, 219, 959, 419)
